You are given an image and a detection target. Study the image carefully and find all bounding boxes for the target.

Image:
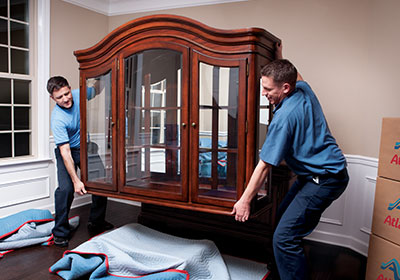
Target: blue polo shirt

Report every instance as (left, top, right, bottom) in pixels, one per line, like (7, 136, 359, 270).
(51, 89, 81, 148)
(259, 81, 346, 175)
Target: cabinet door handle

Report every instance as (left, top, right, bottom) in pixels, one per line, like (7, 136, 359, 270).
(191, 122, 196, 128)
(182, 123, 186, 128)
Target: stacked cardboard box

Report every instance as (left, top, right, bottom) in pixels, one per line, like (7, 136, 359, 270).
(366, 118, 400, 280)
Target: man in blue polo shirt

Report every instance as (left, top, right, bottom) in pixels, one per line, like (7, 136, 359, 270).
(48, 76, 113, 247)
(231, 44, 349, 280)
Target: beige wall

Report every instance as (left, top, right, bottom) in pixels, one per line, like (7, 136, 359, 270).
(51, 0, 400, 158)
(50, 0, 108, 89)
(108, 0, 400, 158)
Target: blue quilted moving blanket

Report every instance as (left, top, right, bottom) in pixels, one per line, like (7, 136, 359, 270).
(50, 223, 269, 280)
(0, 209, 79, 258)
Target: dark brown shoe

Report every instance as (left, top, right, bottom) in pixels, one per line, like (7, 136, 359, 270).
(87, 221, 114, 236)
(54, 236, 68, 247)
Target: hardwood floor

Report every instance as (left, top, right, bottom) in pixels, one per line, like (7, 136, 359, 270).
(0, 200, 366, 280)
(305, 240, 367, 280)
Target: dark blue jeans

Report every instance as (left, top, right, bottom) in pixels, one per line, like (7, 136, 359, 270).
(273, 168, 349, 280)
(52, 147, 108, 238)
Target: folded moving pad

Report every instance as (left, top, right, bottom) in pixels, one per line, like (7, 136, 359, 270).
(50, 223, 269, 280)
(0, 209, 79, 258)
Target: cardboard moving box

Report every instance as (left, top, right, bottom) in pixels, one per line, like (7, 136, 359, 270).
(366, 234, 400, 280)
(372, 177, 400, 246)
(367, 118, 400, 279)
(378, 118, 400, 182)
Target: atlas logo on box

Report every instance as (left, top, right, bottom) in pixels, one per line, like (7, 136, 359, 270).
(388, 198, 400, 211)
(376, 258, 400, 280)
(390, 142, 400, 165)
(384, 198, 400, 229)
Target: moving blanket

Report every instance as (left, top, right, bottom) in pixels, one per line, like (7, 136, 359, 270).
(50, 223, 269, 280)
(0, 209, 79, 258)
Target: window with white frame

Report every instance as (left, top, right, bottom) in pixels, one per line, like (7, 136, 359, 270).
(0, 0, 31, 158)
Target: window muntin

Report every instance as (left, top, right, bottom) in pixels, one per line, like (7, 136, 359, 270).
(0, 0, 31, 159)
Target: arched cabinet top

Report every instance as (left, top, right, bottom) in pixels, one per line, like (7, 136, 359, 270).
(74, 14, 280, 69)
(77, 13, 285, 218)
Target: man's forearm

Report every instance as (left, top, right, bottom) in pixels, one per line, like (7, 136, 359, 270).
(240, 160, 271, 203)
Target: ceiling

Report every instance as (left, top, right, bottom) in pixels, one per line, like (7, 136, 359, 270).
(62, 0, 247, 16)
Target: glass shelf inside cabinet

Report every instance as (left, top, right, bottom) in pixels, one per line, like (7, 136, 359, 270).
(198, 62, 239, 201)
(124, 49, 183, 194)
(86, 72, 113, 184)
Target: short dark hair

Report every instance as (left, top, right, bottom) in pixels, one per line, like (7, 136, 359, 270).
(261, 59, 297, 90)
(47, 76, 70, 95)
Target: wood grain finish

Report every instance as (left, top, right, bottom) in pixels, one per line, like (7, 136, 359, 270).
(75, 14, 283, 216)
(74, 14, 279, 68)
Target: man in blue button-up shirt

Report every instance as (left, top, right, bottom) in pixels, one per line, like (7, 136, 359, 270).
(232, 44, 349, 280)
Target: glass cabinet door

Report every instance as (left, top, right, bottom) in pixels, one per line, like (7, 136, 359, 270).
(257, 78, 273, 199)
(120, 46, 188, 200)
(83, 64, 117, 191)
(192, 53, 247, 206)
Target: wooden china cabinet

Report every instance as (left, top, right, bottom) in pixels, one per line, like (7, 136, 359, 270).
(74, 15, 293, 261)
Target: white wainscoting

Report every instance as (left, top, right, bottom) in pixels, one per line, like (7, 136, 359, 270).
(0, 137, 92, 218)
(306, 155, 378, 256)
(0, 166, 54, 217)
(0, 159, 53, 217)
(0, 175, 50, 208)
